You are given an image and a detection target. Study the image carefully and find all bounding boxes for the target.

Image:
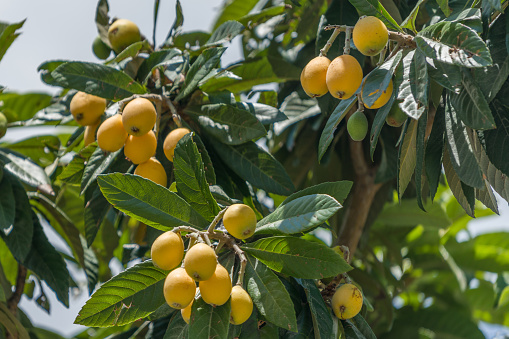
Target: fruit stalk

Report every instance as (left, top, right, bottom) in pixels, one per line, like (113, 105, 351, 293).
(207, 208, 227, 233)
(162, 90, 183, 128)
(343, 26, 352, 55)
(319, 26, 345, 57)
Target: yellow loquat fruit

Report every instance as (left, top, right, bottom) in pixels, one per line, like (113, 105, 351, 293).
(134, 158, 167, 187)
(124, 130, 157, 164)
(151, 231, 184, 270)
(96, 114, 128, 152)
(70, 92, 106, 126)
(184, 243, 217, 281)
(223, 204, 257, 240)
(163, 267, 196, 309)
(300, 56, 331, 98)
(331, 283, 363, 320)
(326, 55, 363, 100)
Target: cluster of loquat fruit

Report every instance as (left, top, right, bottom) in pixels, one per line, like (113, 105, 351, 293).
(70, 92, 192, 188)
(151, 203, 258, 325)
(300, 16, 396, 141)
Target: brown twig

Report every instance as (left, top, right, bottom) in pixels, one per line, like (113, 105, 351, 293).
(7, 264, 27, 316)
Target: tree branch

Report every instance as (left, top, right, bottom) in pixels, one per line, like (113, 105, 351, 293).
(336, 138, 382, 255)
(7, 264, 27, 316)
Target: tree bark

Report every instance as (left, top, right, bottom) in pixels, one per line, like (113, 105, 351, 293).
(336, 138, 381, 255)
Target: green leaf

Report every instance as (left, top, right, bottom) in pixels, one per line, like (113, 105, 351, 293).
(415, 107, 427, 211)
(212, 0, 258, 30)
(0, 150, 52, 194)
(401, 0, 425, 33)
(426, 58, 462, 91)
(136, 48, 182, 84)
(51, 61, 147, 100)
(361, 50, 403, 108)
(235, 101, 287, 125)
(425, 103, 445, 201)
(473, 15, 509, 103)
(436, 0, 452, 16)
(447, 233, 509, 273)
(0, 172, 33, 261)
(377, 199, 451, 228)
(481, 100, 509, 177)
(347, 0, 402, 31)
(243, 236, 352, 279)
(444, 97, 484, 189)
(275, 92, 320, 135)
(189, 298, 230, 339)
(2, 135, 60, 167)
(75, 260, 167, 327)
(388, 307, 484, 338)
(200, 56, 300, 94)
(0, 302, 30, 339)
(210, 140, 294, 195)
(450, 70, 496, 130)
(84, 182, 110, 246)
(184, 103, 266, 145)
(30, 194, 86, 271)
(471, 129, 509, 202)
(350, 315, 377, 339)
(395, 50, 428, 120)
(282, 181, 353, 205)
(0, 92, 52, 123)
(97, 173, 209, 230)
(58, 144, 97, 185)
(105, 40, 152, 65)
(25, 212, 70, 307)
(255, 194, 341, 235)
(94, 0, 110, 48)
(443, 147, 474, 217)
(206, 20, 245, 46)
(397, 119, 417, 198)
(318, 96, 357, 162)
(81, 147, 121, 194)
(164, 312, 188, 339)
(245, 255, 297, 331)
(164, 0, 183, 45)
(297, 279, 333, 339)
(0, 20, 25, 63)
(176, 47, 226, 102)
(238, 6, 286, 26)
(173, 134, 220, 221)
(0, 173, 15, 231)
(415, 22, 492, 68)
(369, 91, 397, 160)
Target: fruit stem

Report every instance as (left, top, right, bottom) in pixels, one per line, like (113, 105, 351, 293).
(163, 91, 183, 128)
(343, 27, 352, 55)
(377, 46, 387, 66)
(319, 26, 345, 57)
(200, 232, 213, 247)
(207, 208, 228, 233)
(232, 243, 247, 287)
(154, 98, 162, 139)
(172, 225, 202, 234)
(357, 94, 364, 112)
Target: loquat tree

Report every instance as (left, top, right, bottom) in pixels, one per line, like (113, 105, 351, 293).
(0, 0, 508, 337)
